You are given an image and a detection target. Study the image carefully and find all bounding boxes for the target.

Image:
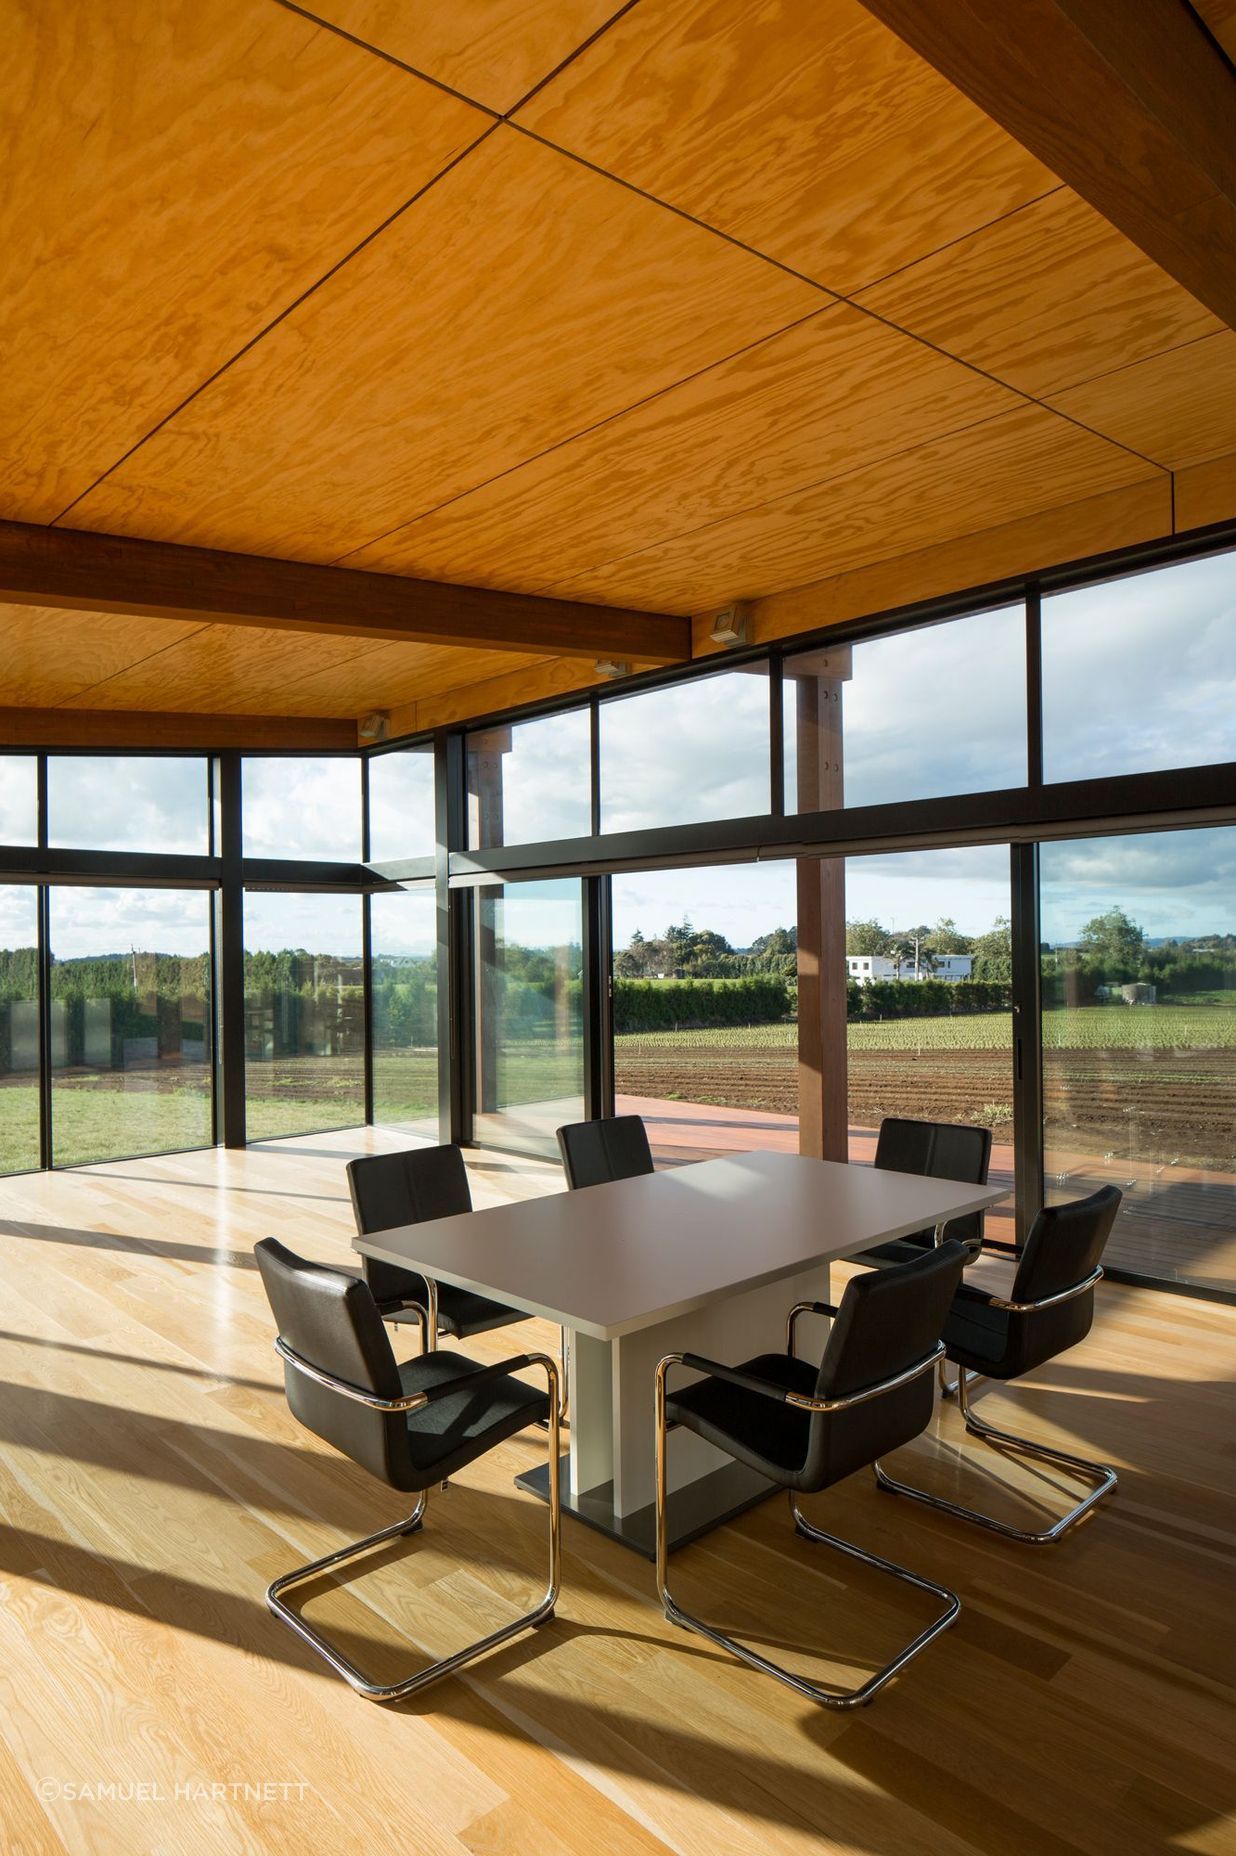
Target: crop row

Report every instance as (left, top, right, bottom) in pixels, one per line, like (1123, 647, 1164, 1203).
(616, 1005, 1236, 1056)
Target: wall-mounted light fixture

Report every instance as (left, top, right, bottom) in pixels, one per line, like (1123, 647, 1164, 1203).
(359, 710, 390, 742)
(709, 601, 751, 647)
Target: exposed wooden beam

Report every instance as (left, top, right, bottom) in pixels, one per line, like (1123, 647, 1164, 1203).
(0, 707, 358, 750)
(857, 0, 1236, 328)
(0, 519, 689, 665)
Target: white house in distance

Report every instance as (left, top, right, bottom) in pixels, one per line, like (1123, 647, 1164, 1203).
(847, 953, 974, 983)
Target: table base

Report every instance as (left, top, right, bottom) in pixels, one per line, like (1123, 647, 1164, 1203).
(515, 1454, 778, 1560)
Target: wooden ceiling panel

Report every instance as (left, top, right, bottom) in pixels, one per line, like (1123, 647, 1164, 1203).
(63, 624, 387, 716)
(533, 407, 1161, 613)
(516, 0, 1056, 294)
(306, 0, 625, 111)
(264, 642, 550, 716)
(67, 128, 821, 566)
(352, 302, 1022, 589)
(858, 191, 1222, 398)
(0, 0, 486, 525)
(1047, 332, 1236, 470)
(0, 608, 205, 708)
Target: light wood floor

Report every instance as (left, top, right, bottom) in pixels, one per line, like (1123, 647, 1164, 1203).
(0, 1129, 1233, 1856)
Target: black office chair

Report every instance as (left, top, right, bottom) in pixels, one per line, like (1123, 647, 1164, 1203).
(553, 1115, 655, 1418)
(860, 1117, 993, 1267)
(347, 1145, 526, 1349)
(556, 1114, 654, 1189)
(255, 1237, 560, 1701)
(654, 1241, 969, 1709)
(875, 1184, 1122, 1543)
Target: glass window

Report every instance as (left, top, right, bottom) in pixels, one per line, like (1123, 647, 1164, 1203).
(472, 879, 583, 1157)
(467, 708, 592, 849)
(1043, 551, 1236, 782)
(611, 862, 797, 1165)
(785, 606, 1026, 812)
(371, 887, 438, 1138)
(0, 886, 40, 1174)
(368, 746, 435, 863)
(48, 887, 213, 1166)
(599, 668, 769, 834)
(48, 756, 208, 853)
(1040, 827, 1236, 1294)
(845, 844, 1015, 1249)
(243, 891, 364, 1139)
(0, 756, 38, 846)
(242, 757, 361, 861)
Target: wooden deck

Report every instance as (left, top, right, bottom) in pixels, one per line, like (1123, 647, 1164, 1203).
(0, 1127, 1232, 1855)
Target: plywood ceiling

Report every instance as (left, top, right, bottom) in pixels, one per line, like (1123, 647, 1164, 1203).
(0, 0, 1231, 728)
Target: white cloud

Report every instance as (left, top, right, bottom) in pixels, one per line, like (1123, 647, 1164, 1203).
(0, 756, 38, 845)
(49, 887, 211, 960)
(1042, 552, 1235, 779)
(1041, 827, 1236, 941)
(600, 671, 770, 834)
(243, 890, 362, 958)
(48, 756, 209, 854)
(371, 886, 436, 957)
(369, 749, 435, 861)
(243, 757, 361, 861)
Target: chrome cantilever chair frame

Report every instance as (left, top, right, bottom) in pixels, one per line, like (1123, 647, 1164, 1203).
(873, 1267, 1117, 1543)
(266, 1334, 562, 1701)
(654, 1301, 960, 1711)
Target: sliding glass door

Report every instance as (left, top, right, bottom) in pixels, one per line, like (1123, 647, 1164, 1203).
(1040, 828, 1236, 1294)
(48, 887, 213, 1166)
(0, 886, 40, 1175)
(472, 879, 584, 1157)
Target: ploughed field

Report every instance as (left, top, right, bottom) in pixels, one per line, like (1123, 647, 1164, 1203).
(615, 1007, 1236, 1171)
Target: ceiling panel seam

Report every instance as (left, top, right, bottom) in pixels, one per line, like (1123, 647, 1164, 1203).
(46, 620, 216, 708)
(48, 123, 501, 530)
(507, 124, 1174, 477)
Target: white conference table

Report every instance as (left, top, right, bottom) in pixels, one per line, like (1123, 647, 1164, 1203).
(354, 1150, 1008, 1558)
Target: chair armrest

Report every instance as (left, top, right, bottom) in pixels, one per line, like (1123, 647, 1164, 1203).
(411, 1352, 546, 1406)
(954, 1266, 1103, 1315)
(784, 1342, 945, 1412)
(786, 1300, 838, 1354)
(274, 1336, 431, 1412)
(676, 1351, 792, 1404)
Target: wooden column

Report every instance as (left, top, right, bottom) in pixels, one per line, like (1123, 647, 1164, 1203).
(790, 649, 851, 1161)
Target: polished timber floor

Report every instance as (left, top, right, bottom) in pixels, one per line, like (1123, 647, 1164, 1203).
(0, 1128, 1233, 1856)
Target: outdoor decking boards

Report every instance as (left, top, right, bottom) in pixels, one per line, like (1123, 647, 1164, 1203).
(0, 1128, 1232, 1855)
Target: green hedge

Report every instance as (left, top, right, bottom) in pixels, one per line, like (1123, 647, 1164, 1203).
(613, 976, 792, 1032)
(847, 978, 1012, 1020)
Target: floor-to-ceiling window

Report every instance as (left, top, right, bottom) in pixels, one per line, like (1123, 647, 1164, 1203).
(241, 756, 367, 1140)
(1040, 828, 1236, 1294)
(371, 885, 438, 1138)
(243, 890, 365, 1141)
(47, 886, 213, 1166)
(472, 878, 584, 1156)
(0, 885, 40, 1175)
(844, 845, 1016, 1248)
(611, 862, 797, 1164)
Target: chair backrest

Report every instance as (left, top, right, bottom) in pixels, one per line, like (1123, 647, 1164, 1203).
(874, 1116, 992, 1248)
(556, 1116, 654, 1190)
(254, 1237, 408, 1486)
(805, 1241, 969, 1488)
(346, 1145, 472, 1303)
(1012, 1184, 1122, 1305)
